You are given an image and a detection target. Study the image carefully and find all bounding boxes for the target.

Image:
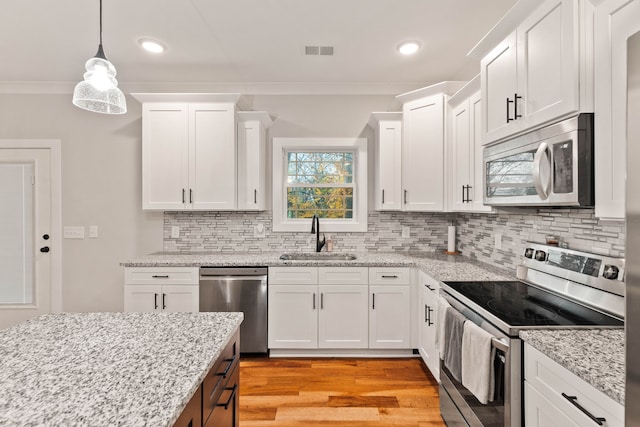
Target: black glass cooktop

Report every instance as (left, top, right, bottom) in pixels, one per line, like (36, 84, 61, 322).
(443, 281, 623, 327)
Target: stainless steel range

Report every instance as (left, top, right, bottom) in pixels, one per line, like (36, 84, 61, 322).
(439, 243, 625, 427)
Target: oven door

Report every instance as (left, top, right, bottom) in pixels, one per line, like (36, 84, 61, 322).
(439, 290, 522, 427)
(483, 114, 593, 207)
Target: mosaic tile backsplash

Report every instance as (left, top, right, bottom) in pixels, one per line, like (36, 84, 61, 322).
(164, 208, 625, 270)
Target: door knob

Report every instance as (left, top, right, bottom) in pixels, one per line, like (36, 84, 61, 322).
(40, 246, 50, 253)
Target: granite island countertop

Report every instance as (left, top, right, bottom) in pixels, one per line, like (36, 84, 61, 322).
(121, 251, 515, 282)
(0, 312, 243, 426)
(519, 329, 625, 405)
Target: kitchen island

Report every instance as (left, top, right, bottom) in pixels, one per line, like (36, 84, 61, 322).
(0, 312, 243, 426)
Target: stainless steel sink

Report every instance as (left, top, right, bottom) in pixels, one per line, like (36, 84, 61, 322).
(279, 253, 357, 261)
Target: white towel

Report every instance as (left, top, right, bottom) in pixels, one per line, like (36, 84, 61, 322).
(461, 321, 495, 404)
(435, 295, 450, 359)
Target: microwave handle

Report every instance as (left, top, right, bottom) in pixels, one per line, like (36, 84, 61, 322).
(533, 142, 551, 200)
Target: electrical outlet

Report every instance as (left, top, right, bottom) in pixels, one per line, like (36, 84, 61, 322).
(89, 225, 98, 239)
(171, 226, 180, 239)
(254, 223, 265, 238)
(63, 226, 85, 239)
(495, 233, 502, 250)
(402, 226, 410, 238)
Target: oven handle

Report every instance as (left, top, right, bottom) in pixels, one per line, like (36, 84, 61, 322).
(532, 142, 551, 200)
(491, 337, 509, 352)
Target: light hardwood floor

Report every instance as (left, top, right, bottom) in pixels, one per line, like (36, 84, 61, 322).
(239, 357, 446, 427)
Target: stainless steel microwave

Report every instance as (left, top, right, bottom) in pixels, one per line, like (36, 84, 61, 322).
(483, 114, 594, 207)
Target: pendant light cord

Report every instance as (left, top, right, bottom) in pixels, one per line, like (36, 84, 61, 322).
(94, 0, 107, 59)
(99, 0, 103, 46)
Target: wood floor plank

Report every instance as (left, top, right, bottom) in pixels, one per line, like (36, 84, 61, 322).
(239, 357, 445, 427)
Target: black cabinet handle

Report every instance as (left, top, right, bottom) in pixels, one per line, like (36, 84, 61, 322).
(424, 304, 428, 323)
(216, 383, 238, 410)
(320, 293, 324, 309)
(466, 185, 472, 202)
(424, 284, 435, 291)
(254, 189, 257, 204)
(154, 293, 158, 310)
(152, 275, 169, 278)
(514, 93, 522, 120)
(561, 393, 606, 425)
(40, 246, 50, 253)
(216, 356, 237, 379)
(462, 185, 466, 203)
(372, 293, 375, 310)
(189, 189, 193, 204)
(404, 190, 408, 204)
(312, 293, 316, 310)
(427, 306, 433, 326)
(382, 189, 385, 204)
(162, 293, 166, 310)
(381, 275, 398, 279)
(506, 97, 513, 123)
(182, 188, 185, 203)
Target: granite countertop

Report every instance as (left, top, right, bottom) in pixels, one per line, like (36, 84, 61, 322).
(519, 329, 625, 405)
(0, 312, 243, 426)
(120, 251, 515, 282)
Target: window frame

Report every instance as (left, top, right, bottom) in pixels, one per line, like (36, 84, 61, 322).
(272, 137, 368, 232)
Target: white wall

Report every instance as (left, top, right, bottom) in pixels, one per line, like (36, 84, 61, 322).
(0, 93, 397, 311)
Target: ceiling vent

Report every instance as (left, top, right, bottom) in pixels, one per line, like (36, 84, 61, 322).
(305, 46, 334, 56)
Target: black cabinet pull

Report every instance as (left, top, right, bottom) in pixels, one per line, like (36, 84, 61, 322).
(216, 384, 238, 410)
(561, 393, 606, 425)
(424, 304, 428, 323)
(382, 189, 385, 204)
(189, 189, 193, 204)
(372, 293, 376, 310)
(182, 189, 185, 203)
(320, 293, 324, 309)
(514, 93, 522, 120)
(427, 306, 433, 326)
(506, 97, 513, 122)
(404, 190, 408, 204)
(152, 275, 169, 278)
(40, 246, 50, 253)
(312, 293, 316, 310)
(381, 275, 398, 279)
(466, 185, 472, 202)
(254, 189, 257, 204)
(162, 293, 166, 310)
(462, 185, 466, 203)
(216, 356, 237, 379)
(424, 284, 435, 291)
(154, 293, 158, 310)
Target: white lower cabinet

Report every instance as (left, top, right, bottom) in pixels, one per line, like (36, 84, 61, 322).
(368, 267, 411, 349)
(418, 271, 439, 379)
(123, 267, 199, 312)
(524, 343, 624, 427)
(268, 266, 411, 352)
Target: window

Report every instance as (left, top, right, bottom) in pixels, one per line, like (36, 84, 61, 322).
(273, 138, 368, 232)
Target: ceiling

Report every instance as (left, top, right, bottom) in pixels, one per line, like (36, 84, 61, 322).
(0, 0, 518, 94)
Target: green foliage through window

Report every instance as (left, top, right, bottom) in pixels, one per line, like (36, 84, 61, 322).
(286, 151, 354, 219)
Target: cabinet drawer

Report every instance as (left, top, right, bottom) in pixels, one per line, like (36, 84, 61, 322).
(418, 270, 440, 292)
(203, 329, 240, 424)
(269, 267, 318, 285)
(525, 344, 623, 427)
(318, 267, 368, 285)
(124, 267, 199, 285)
(369, 267, 410, 285)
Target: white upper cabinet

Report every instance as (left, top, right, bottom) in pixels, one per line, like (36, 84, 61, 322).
(448, 77, 493, 213)
(594, 0, 640, 220)
(369, 112, 403, 211)
(136, 94, 240, 211)
(392, 82, 466, 212)
(237, 111, 272, 211)
(478, 0, 589, 145)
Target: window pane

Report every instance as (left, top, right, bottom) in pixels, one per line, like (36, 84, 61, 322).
(287, 151, 353, 185)
(287, 187, 354, 219)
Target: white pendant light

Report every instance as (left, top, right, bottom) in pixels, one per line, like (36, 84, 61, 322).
(72, 0, 127, 114)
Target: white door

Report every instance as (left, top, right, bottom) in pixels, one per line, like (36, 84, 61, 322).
(268, 284, 318, 349)
(376, 120, 403, 211)
(318, 285, 368, 349)
(369, 285, 411, 349)
(0, 143, 60, 329)
(161, 285, 199, 312)
(123, 285, 161, 312)
(451, 99, 471, 211)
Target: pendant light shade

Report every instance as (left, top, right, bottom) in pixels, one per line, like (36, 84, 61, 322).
(72, 0, 126, 114)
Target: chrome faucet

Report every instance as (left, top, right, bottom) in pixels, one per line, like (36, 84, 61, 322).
(310, 215, 326, 252)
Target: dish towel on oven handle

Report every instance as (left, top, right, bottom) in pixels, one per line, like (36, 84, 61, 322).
(435, 295, 451, 359)
(443, 306, 466, 382)
(461, 320, 496, 404)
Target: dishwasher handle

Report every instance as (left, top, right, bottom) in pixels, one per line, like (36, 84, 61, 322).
(200, 275, 267, 281)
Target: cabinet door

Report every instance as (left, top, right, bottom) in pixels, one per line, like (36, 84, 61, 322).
(237, 119, 266, 211)
(161, 285, 199, 312)
(189, 103, 237, 210)
(517, 0, 578, 128)
(594, 0, 640, 219)
(124, 285, 162, 312)
(402, 94, 445, 211)
(318, 285, 369, 349)
(470, 92, 493, 212)
(420, 281, 439, 379)
(450, 99, 471, 212)
(375, 120, 402, 210)
(142, 103, 189, 210)
(369, 285, 411, 349)
(268, 284, 318, 349)
(525, 382, 580, 427)
(481, 32, 518, 144)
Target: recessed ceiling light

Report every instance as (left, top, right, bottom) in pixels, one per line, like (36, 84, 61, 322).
(139, 38, 166, 54)
(398, 41, 420, 56)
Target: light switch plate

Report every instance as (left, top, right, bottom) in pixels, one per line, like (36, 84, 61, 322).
(254, 224, 265, 238)
(64, 226, 85, 239)
(171, 226, 180, 239)
(89, 226, 98, 239)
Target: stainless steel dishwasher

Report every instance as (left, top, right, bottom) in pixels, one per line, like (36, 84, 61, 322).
(199, 267, 268, 354)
